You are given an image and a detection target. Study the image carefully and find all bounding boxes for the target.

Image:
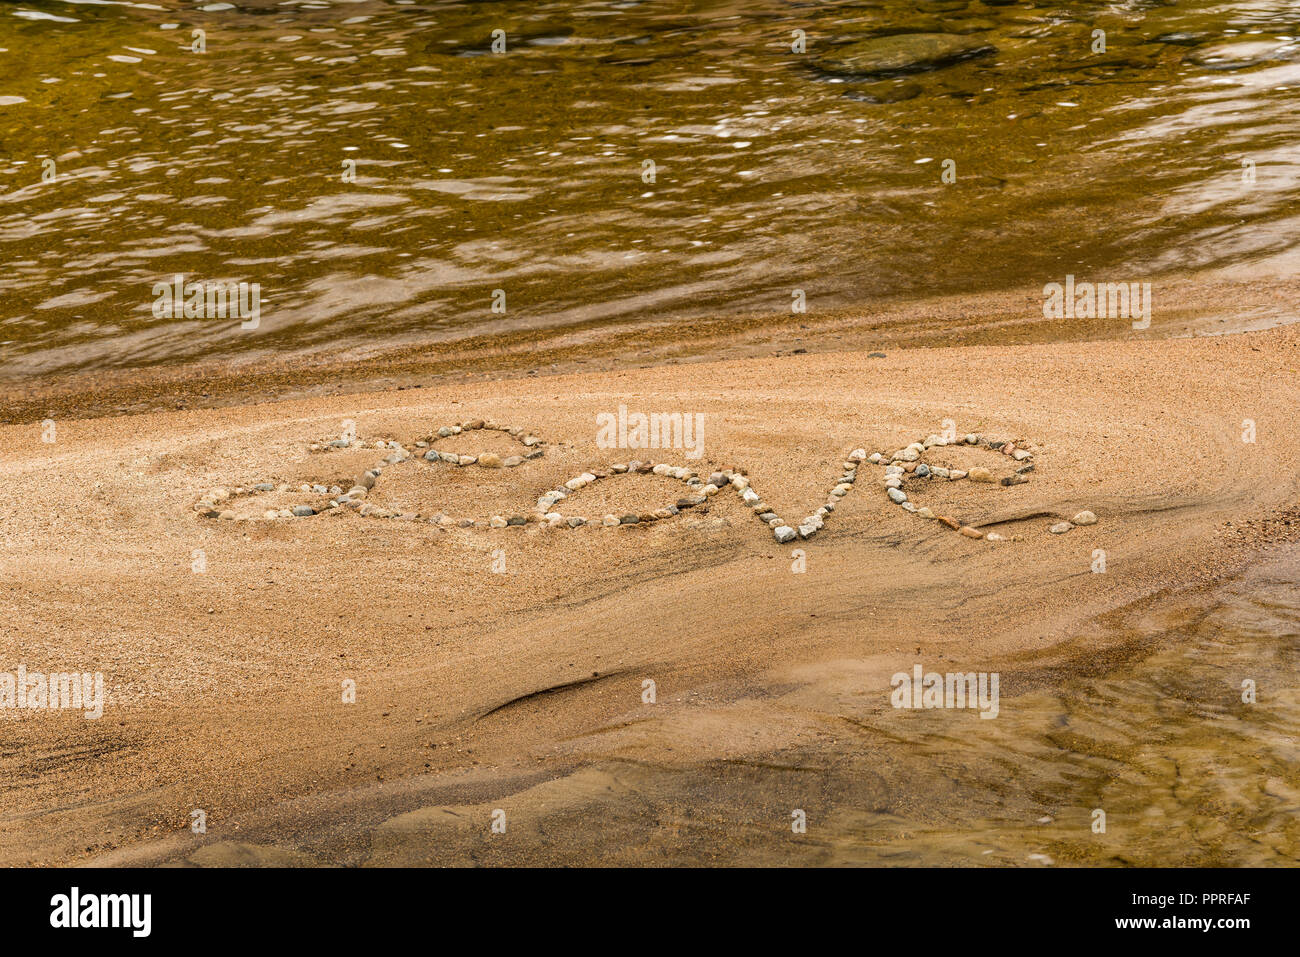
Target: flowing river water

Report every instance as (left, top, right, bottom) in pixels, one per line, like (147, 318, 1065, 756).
(3, 0, 1300, 379)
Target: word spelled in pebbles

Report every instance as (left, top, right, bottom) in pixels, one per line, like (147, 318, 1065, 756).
(195, 419, 1092, 547)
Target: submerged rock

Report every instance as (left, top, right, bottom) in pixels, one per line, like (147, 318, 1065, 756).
(817, 33, 995, 77)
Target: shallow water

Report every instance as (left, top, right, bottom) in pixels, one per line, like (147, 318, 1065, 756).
(801, 552, 1300, 866)
(3, 0, 1300, 378)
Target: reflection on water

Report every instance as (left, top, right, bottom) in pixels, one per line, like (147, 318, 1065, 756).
(2, 0, 1300, 377)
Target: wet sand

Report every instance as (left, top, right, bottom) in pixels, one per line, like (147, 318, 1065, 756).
(1, 312, 1298, 866)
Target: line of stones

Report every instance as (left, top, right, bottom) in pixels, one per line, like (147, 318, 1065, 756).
(538, 464, 743, 529)
(193, 421, 544, 521)
(865, 431, 1036, 541)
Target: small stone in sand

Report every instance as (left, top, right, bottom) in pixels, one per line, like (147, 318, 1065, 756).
(968, 467, 994, 482)
(1072, 510, 1098, 526)
(774, 526, 796, 543)
(959, 526, 983, 539)
(1050, 522, 1073, 534)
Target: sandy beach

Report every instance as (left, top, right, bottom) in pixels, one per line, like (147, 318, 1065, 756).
(2, 316, 1297, 866)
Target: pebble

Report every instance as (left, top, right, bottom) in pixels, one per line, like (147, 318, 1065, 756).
(602, 514, 619, 526)
(1049, 522, 1073, 534)
(619, 514, 639, 525)
(774, 526, 796, 543)
(917, 507, 935, 519)
(458, 455, 476, 466)
(959, 526, 983, 539)
(968, 467, 994, 483)
(1072, 510, 1098, 526)
(848, 449, 867, 462)
(987, 532, 1005, 542)
(503, 456, 523, 467)
(896, 448, 920, 462)
(915, 464, 929, 478)
(1000, 474, 1028, 486)
(478, 453, 503, 469)
(887, 488, 907, 504)
(292, 505, 315, 516)
(868, 453, 883, 464)
(489, 516, 507, 528)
